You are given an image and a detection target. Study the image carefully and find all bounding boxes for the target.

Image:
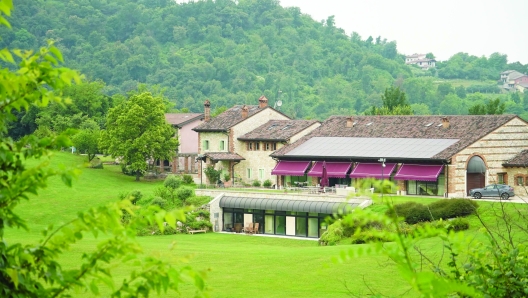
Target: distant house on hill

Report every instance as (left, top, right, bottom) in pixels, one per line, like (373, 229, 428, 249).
(500, 70, 528, 91)
(405, 53, 436, 70)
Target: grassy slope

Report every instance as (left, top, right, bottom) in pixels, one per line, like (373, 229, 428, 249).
(7, 152, 519, 297)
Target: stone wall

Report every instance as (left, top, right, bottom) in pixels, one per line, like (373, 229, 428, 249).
(231, 108, 289, 184)
(448, 118, 528, 197)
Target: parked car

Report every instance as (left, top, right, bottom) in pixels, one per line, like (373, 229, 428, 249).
(469, 184, 515, 200)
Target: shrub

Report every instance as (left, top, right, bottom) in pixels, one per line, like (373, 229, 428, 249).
(182, 174, 194, 185)
(164, 174, 182, 190)
(203, 166, 221, 184)
(263, 179, 272, 187)
(153, 186, 171, 201)
(90, 158, 103, 169)
(223, 173, 230, 182)
(186, 196, 212, 207)
(430, 199, 478, 219)
(319, 221, 344, 246)
(252, 180, 261, 187)
(390, 199, 478, 224)
(150, 197, 166, 208)
(129, 190, 143, 204)
(176, 186, 194, 203)
(136, 196, 153, 207)
(447, 217, 470, 231)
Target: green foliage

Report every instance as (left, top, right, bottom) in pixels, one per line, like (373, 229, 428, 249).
(203, 166, 221, 184)
(99, 92, 178, 181)
(186, 196, 212, 207)
(176, 186, 195, 203)
(366, 86, 413, 115)
(252, 180, 261, 187)
(0, 4, 205, 295)
(182, 174, 195, 184)
(469, 98, 506, 115)
(150, 197, 167, 208)
(223, 173, 231, 182)
(319, 220, 344, 246)
(153, 186, 171, 201)
(447, 217, 469, 231)
(129, 189, 143, 204)
(428, 198, 478, 219)
(72, 128, 100, 161)
(263, 179, 273, 187)
(391, 199, 478, 224)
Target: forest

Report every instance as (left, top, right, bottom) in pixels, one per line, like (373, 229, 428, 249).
(4, 0, 528, 139)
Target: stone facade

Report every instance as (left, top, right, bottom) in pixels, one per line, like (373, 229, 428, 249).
(197, 108, 288, 184)
(447, 118, 528, 197)
(227, 109, 289, 184)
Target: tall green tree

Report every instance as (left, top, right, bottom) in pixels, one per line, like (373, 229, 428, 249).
(72, 128, 100, 161)
(366, 86, 412, 115)
(100, 92, 178, 180)
(468, 98, 505, 115)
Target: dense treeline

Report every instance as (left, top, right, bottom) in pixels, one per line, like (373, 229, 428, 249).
(3, 0, 528, 131)
(436, 52, 528, 80)
(0, 0, 410, 120)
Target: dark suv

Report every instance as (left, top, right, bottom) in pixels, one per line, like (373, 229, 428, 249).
(469, 184, 515, 200)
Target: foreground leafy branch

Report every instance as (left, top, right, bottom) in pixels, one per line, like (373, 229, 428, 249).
(0, 3, 206, 296)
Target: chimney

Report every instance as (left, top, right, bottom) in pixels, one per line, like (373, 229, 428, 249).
(346, 117, 353, 128)
(442, 117, 450, 129)
(204, 100, 211, 122)
(258, 95, 268, 108)
(241, 105, 249, 119)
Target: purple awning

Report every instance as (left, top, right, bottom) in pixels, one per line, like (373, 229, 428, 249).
(308, 161, 353, 178)
(349, 163, 396, 179)
(271, 161, 311, 176)
(394, 164, 444, 181)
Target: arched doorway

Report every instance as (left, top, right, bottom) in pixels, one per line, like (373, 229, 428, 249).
(466, 156, 486, 195)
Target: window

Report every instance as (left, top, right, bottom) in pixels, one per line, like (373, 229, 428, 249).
(259, 169, 265, 180)
(271, 143, 277, 150)
(247, 142, 253, 151)
(497, 173, 506, 184)
(219, 140, 225, 151)
(203, 140, 209, 150)
(265, 143, 270, 151)
(247, 168, 252, 179)
(516, 176, 524, 186)
(254, 142, 260, 150)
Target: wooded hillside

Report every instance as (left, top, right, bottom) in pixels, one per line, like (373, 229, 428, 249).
(2, 0, 527, 120)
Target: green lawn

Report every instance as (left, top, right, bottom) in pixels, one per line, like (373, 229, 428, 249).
(6, 152, 521, 297)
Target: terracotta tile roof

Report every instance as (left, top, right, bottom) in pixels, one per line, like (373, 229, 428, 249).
(204, 152, 245, 161)
(193, 105, 290, 132)
(165, 113, 203, 127)
(237, 120, 320, 141)
(272, 115, 519, 161)
(503, 150, 528, 167)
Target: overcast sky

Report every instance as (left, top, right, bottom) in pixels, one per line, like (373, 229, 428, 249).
(279, 0, 528, 64)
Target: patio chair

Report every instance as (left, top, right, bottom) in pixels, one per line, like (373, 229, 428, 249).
(233, 223, 243, 233)
(253, 222, 260, 234)
(244, 222, 254, 234)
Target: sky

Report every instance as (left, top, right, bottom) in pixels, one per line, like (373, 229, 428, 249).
(279, 0, 528, 64)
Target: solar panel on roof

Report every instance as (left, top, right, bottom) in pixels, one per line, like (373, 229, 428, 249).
(285, 137, 459, 159)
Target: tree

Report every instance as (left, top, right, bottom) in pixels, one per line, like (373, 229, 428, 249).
(366, 86, 413, 115)
(425, 52, 435, 59)
(469, 98, 505, 115)
(0, 3, 204, 296)
(72, 128, 100, 161)
(100, 92, 178, 181)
